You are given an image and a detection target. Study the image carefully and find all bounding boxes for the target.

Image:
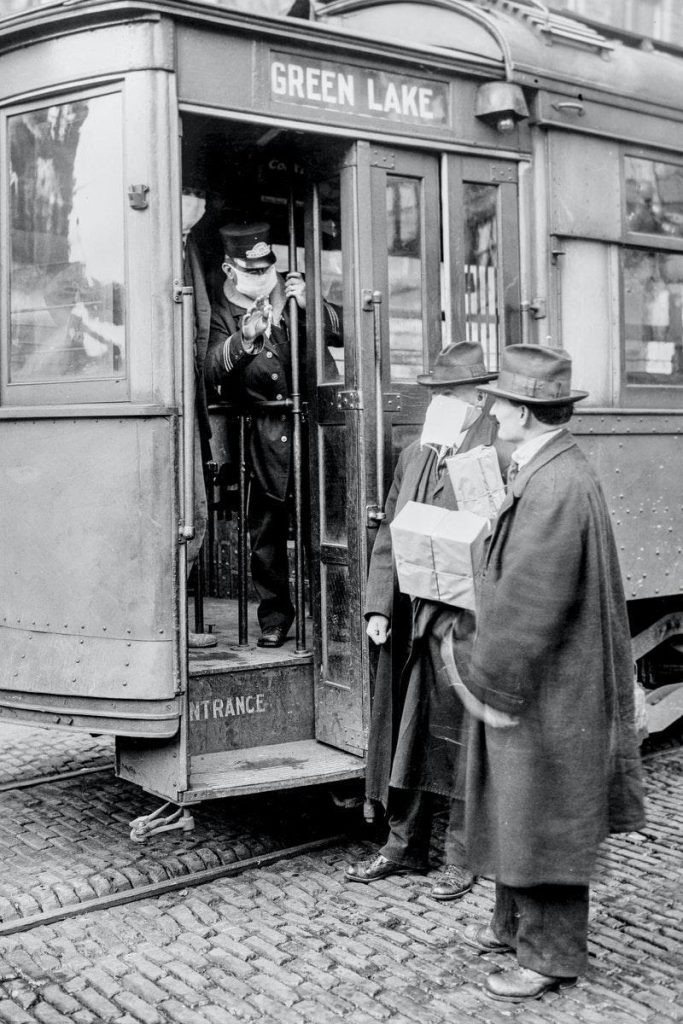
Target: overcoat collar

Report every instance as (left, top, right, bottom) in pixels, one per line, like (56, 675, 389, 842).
(496, 428, 577, 519)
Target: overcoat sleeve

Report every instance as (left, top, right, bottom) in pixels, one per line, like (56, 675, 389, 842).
(204, 302, 257, 390)
(364, 449, 407, 620)
(466, 462, 586, 714)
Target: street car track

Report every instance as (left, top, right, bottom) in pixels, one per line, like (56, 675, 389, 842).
(0, 764, 111, 794)
(0, 834, 342, 937)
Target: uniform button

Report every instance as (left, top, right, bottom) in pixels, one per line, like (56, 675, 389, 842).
(271, 373, 278, 380)
(276, 393, 283, 400)
(281, 435, 288, 443)
(266, 351, 273, 359)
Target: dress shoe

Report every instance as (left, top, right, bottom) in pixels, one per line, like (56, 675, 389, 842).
(188, 632, 217, 649)
(461, 923, 514, 954)
(257, 625, 289, 648)
(431, 864, 474, 901)
(485, 966, 577, 1002)
(345, 854, 423, 884)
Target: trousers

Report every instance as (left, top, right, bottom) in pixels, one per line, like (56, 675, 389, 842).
(491, 882, 589, 977)
(379, 788, 467, 869)
(248, 478, 295, 631)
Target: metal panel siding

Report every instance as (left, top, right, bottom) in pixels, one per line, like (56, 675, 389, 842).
(0, 20, 173, 104)
(574, 415, 683, 602)
(0, 417, 178, 701)
(549, 133, 621, 240)
(537, 91, 683, 154)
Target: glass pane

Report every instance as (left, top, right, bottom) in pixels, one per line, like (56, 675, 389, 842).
(624, 250, 683, 385)
(387, 176, 423, 381)
(318, 177, 344, 382)
(320, 425, 347, 545)
(9, 94, 126, 383)
(625, 156, 683, 238)
(321, 563, 351, 687)
(464, 182, 499, 371)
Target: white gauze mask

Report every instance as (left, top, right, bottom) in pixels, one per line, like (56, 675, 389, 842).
(233, 266, 277, 301)
(420, 394, 480, 447)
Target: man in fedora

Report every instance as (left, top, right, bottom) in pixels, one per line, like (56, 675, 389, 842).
(345, 342, 508, 898)
(205, 222, 342, 648)
(453, 345, 645, 1001)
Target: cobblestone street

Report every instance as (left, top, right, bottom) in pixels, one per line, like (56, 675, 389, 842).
(0, 724, 680, 1024)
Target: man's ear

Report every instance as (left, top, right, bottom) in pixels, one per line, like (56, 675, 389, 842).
(519, 404, 531, 426)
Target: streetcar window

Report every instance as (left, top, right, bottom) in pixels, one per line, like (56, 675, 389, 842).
(8, 93, 126, 385)
(464, 182, 499, 372)
(387, 176, 423, 381)
(318, 176, 344, 382)
(625, 156, 683, 238)
(623, 250, 683, 386)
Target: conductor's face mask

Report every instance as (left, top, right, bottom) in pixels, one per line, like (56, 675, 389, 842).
(229, 264, 277, 302)
(420, 391, 481, 448)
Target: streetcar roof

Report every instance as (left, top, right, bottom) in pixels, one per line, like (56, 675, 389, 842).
(2, 0, 683, 115)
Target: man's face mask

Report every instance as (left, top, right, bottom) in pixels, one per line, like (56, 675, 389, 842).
(421, 392, 481, 447)
(231, 265, 277, 301)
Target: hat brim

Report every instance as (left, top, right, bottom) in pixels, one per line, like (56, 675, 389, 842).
(477, 381, 588, 405)
(417, 372, 498, 387)
(231, 250, 277, 270)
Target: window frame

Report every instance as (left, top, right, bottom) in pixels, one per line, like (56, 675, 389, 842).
(1, 82, 130, 407)
(620, 145, 683, 408)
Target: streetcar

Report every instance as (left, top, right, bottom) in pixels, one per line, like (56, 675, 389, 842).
(1, 0, 681, 835)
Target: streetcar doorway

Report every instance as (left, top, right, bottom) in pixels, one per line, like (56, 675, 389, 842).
(177, 116, 369, 786)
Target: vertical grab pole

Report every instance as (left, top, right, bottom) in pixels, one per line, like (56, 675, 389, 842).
(288, 181, 307, 652)
(372, 291, 385, 514)
(237, 413, 249, 646)
(179, 286, 196, 542)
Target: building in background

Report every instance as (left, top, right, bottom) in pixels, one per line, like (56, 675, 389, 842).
(550, 0, 683, 46)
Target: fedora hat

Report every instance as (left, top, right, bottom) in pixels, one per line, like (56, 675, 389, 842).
(416, 342, 497, 387)
(478, 345, 588, 405)
(220, 222, 277, 269)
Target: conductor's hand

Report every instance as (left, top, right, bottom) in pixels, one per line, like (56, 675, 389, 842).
(285, 271, 306, 310)
(240, 298, 272, 347)
(366, 614, 390, 646)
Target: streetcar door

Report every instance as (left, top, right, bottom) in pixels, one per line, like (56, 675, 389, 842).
(0, 79, 182, 738)
(305, 145, 442, 755)
(306, 144, 520, 755)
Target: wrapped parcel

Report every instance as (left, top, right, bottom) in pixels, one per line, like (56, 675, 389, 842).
(389, 501, 490, 611)
(445, 444, 506, 520)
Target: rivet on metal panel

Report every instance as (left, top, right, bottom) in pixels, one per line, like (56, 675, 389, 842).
(103, 626, 107, 631)
(159, 630, 165, 635)
(125, 662, 130, 668)
(127, 642, 132, 648)
(72, 677, 77, 683)
(123, 681, 127, 686)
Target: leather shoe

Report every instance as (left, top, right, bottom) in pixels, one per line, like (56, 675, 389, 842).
(257, 625, 289, 648)
(485, 967, 577, 1002)
(431, 864, 474, 901)
(345, 854, 423, 884)
(461, 923, 514, 955)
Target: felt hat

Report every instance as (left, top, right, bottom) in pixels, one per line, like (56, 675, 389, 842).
(478, 344, 588, 405)
(219, 222, 277, 269)
(416, 341, 497, 387)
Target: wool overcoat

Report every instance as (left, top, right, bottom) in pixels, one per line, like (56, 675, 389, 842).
(364, 402, 507, 807)
(463, 430, 646, 887)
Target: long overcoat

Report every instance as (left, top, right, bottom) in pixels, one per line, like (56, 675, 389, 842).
(364, 402, 507, 807)
(463, 430, 646, 887)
